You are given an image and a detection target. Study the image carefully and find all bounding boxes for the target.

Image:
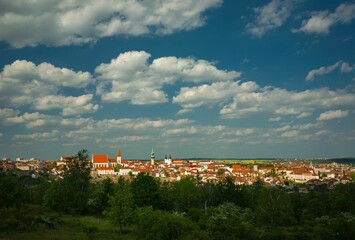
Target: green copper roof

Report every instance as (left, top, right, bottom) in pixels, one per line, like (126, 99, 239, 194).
(150, 148, 155, 158)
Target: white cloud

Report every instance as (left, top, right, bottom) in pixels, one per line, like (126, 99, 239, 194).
(296, 123, 321, 130)
(340, 62, 355, 73)
(103, 136, 151, 143)
(269, 116, 282, 122)
(274, 125, 291, 132)
(246, 0, 295, 37)
(305, 61, 341, 81)
(235, 128, 255, 136)
(6, 112, 59, 128)
(294, 3, 355, 34)
(0, 60, 94, 107)
(297, 112, 312, 119)
(305, 60, 354, 81)
(0, 0, 222, 48)
(173, 81, 258, 109)
(281, 130, 299, 138)
(34, 94, 99, 116)
(220, 87, 355, 119)
(275, 107, 300, 115)
(0, 108, 20, 120)
(165, 127, 198, 136)
(176, 109, 194, 115)
(13, 130, 60, 141)
(317, 110, 349, 121)
(315, 130, 332, 136)
(96, 51, 240, 105)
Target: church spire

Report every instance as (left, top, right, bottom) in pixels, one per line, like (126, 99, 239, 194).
(117, 148, 122, 164)
(150, 148, 155, 166)
(117, 148, 121, 157)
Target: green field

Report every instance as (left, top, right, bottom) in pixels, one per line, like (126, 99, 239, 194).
(0, 205, 134, 240)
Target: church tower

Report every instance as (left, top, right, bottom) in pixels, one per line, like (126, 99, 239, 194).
(150, 148, 155, 166)
(117, 148, 122, 164)
(253, 160, 258, 172)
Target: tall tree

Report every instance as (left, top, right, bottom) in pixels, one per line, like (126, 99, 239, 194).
(172, 177, 201, 212)
(256, 187, 294, 230)
(44, 149, 91, 214)
(0, 173, 22, 208)
(131, 172, 160, 208)
(104, 177, 134, 234)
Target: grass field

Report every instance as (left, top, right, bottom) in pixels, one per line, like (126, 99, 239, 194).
(0, 207, 135, 240)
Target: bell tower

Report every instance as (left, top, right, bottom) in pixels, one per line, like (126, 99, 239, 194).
(117, 148, 122, 164)
(150, 148, 155, 166)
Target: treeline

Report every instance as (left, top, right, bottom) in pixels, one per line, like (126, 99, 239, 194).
(1, 150, 355, 240)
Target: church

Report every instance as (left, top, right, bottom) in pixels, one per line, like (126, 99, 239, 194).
(91, 148, 122, 170)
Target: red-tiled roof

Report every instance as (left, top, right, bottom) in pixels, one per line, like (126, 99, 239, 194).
(92, 154, 108, 163)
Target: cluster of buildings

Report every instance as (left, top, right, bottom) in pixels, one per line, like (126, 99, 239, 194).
(1, 148, 354, 190)
(87, 148, 354, 188)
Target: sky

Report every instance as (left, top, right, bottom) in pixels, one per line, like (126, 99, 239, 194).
(0, 0, 354, 160)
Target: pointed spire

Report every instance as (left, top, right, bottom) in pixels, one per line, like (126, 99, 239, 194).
(117, 148, 121, 157)
(150, 148, 155, 158)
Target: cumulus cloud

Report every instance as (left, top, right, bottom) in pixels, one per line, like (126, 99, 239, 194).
(0, 60, 94, 107)
(340, 62, 355, 73)
(305, 60, 354, 81)
(294, 2, 355, 34)
(165, 127, 198, 136)
(274, 125, 291, 132)
(6, 112, 60, 128)
(269, 116, 282, 122)
(317, 110, 349, 121)
(281, 130, 299, 138)
(0, 108, 20, 120)
(220, 87, 355, 119)
(96, 51, 240, 105)
(0, 0, 221, 48)
(34, 94, 99, 116)
(13, 130, 60, 141)
(296, 112, 312, 119)
(246, 0, 295, 37)
(235, 128, 255, 136)
(173, 81, 257, 109)
(176, 109, 194, 115)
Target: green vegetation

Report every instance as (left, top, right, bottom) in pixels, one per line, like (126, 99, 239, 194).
(1, 150, 355, 240)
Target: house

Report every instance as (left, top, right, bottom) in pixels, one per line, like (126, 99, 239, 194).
(97, 167, 115, 175)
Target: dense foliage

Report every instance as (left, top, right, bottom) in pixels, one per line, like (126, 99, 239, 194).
(1, 150, 355, 239)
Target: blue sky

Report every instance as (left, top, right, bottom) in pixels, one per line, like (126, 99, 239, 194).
(0, 0, 354, 160)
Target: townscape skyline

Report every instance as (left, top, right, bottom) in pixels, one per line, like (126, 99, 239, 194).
(0, 0, 354, 159)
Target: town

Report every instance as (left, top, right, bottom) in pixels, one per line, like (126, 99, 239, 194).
(1, 148, 354, 191)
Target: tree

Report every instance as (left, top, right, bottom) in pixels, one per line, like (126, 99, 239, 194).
(171, 177, 201, 212)
(200, 182, 216, 214)
(131, 172, 160, 208)
(208, 202, 254, 239)
(0, 173, 22, 208)
(104, 177, 134, 234)
(87, 178, 114, 214)
(136, 207, 197, 240)
(114, 164, 121, 172)
(256, 187, 294, 230)
(44, 149, 91, 213)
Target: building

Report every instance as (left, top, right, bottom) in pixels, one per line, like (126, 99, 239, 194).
(164, 154, 172, 165)
(150, 148, 155, 166)
(91, 148, 122, 175)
